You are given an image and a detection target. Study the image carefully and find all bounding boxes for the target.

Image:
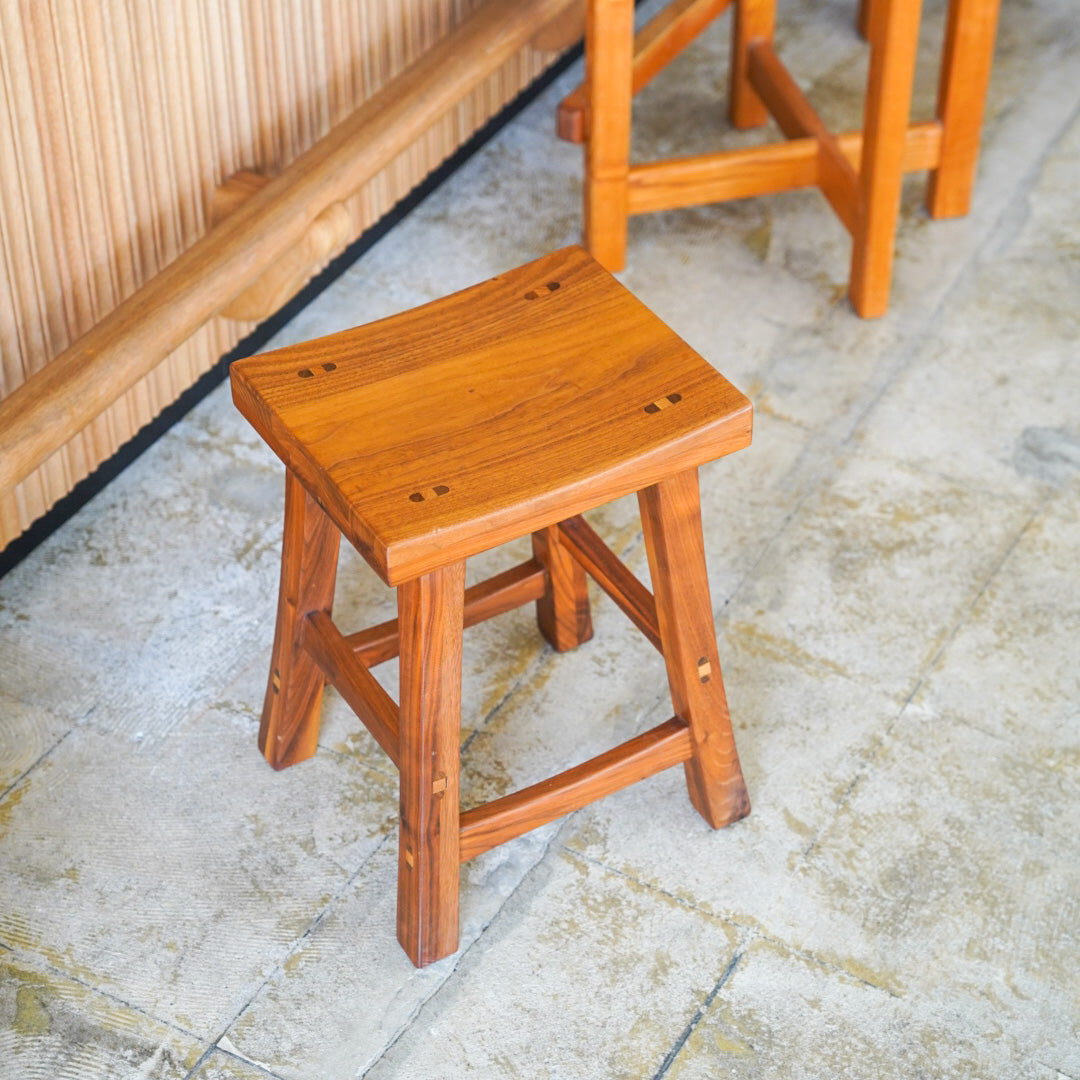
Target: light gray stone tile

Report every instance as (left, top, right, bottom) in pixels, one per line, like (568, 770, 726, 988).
(767, 709, 1080, 1074)
(223, 830, 559, 1079)
(664, 936, 1057, 1080)
(560, 661, 899, 927)
(0, 385, 284, 738)
(0, 704, 397, 1040)
(727, 450, 1038, 699)
(0, 955, 206, 1079)
(0, 691, 71, 793)
(186, 1048, 284, 1079)
(856, 110, 1080, 500)
(913, 483, 1080, 746)
(364, 849, 742, 1080)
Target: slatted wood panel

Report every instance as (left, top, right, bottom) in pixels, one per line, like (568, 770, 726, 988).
(0, 0, 563, 551)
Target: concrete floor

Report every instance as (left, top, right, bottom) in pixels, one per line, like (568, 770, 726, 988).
(2, 0, 1078, 1076)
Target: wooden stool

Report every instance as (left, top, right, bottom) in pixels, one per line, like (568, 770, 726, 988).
(557, 0, 1000, 317)
(231, 247, 752, 967)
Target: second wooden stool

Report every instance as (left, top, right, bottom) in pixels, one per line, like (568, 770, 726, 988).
(558, 0, 1000, 317)
(231, 246, 753, 966)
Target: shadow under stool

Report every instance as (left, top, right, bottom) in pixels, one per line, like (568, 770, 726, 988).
(558, 0, 1000, 317)
(231, 246, 753, 967)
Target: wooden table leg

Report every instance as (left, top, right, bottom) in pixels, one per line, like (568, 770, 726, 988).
(639, 468, 749, 829)
(848, 0, 923, 318)
(533, 524, 594, 652)
(259, 470, 340, 770)
(584, 0, 634, 270)
(730, 0, 776, 129)
(396, 561, 466, 967)
(925, 0, 1000, 218)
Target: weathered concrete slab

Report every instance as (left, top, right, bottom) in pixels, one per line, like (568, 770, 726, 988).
(0, 705, 398, 1039)
(0, 955, 206, 1079)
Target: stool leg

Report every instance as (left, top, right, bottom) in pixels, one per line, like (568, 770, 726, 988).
(730, 0, 776, 130)
(925, 0, 1000, 219)
(848, 0, 922, 318)
(396, 561, 466, 967)
(584, 0, 634, 271)
(856, 0, 880, 41)
(639, 468, 750, 829)
(259, 470, 340, 770)
(533, 524, 594, 652)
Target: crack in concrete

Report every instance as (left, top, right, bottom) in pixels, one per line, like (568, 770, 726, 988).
(651, 947, 746, 1080)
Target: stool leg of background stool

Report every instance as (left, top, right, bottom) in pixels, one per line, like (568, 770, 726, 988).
(925, 0, 1000, 219)
(639, 468, 750, 828)
(259, 470, 340, 770)
(396, 561, 466, 967)
(848, 0, 922, 318)
(730, 0, 776, 129)
(533, 525, 594, 652)
(584, 0, 634, 270)
(856, 0, 880, 41)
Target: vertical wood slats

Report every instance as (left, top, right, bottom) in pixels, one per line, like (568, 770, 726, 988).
(0, 0, 564, 551)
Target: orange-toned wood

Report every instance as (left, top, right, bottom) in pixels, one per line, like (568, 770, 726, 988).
(926, 0, 1000, 218)
(231, 247, 752, 586)
(459, 717, 694, 861)
(730, 0, 776, 130)
(639, 468, 749, 828)
(396, 561, 466, 967)
(239, 247, 755, 968)
(564, 0, 996, 317)
(557, 515, 662, 652)
(346, 560, 548, 667)
(301, 610, 401, 767)
(260, 471, 341, 771)
(746, 41, 858, 234)
(626, 122, 943, 214)
(531, 0, 586, 52)
(557, 0, 732, 143)
(857, 0, 881, 40)
(533, 525, 594, 652)
(210, 172, 356, 323)
(583, 0, 635, 270)
(849, 0, 923, 318)
(0, 0, 577, 500)
(839, 121, 943, 173)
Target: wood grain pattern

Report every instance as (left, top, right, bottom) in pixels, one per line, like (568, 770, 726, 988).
(301, 609, 401, 767)
(396, 561, 466, 967)
(747, 41, 858, 235)
(260, 471, 341, 770)
(639, 468, 749, 829)
(849, 0, 924, 318)
(0, 0, 571, 550)
(458, 717, 693, 861)
(582, 0, 634, 269)
(729, 0, 776, 130)
(532, 524, 594, 652)
(345, 559, 548, 667)
(231, 246, 752, 585)
(209, 170, 357, 322)
(557, 0, 732, 142)
(557, 514, 662, 651)
(925, 0, 1000, 218)
(626, 122, 943, 214)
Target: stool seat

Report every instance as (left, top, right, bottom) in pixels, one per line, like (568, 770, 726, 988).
(232, 247, 753, 967)
(232, 247, 750, 584)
